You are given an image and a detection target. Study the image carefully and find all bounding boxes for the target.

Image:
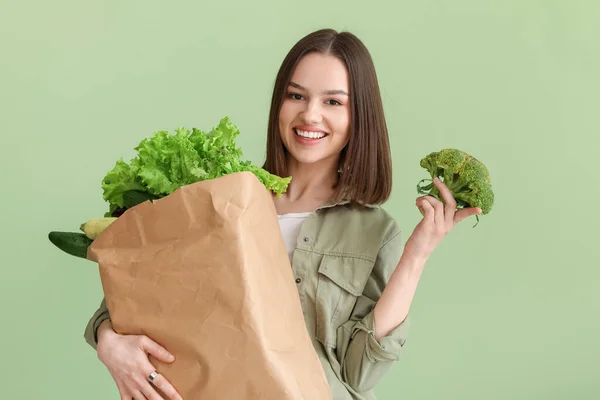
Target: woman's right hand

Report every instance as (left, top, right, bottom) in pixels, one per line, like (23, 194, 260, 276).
(96, 320, 183, 400)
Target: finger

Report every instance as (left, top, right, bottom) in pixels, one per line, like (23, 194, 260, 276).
(149, 373, 183, 400)
(418, 197, 435, 224)
(433, 177, 457, 223)
(416, 195, 436, 208)
(131, 390, 147, 400)
(416, 195, 427, 216)
(454, 207, 482, 225)
(432, 196, 445, 226)
(420, 195, 444, 226)
(138, 379, 167, 400)
(432, 177, 456, 207)
(117, 383, 131, 400)
(139, 337, 175, 363)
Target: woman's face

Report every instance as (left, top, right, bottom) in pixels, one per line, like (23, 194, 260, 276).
(278, 52, 351, 169)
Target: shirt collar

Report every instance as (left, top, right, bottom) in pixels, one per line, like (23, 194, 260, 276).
(316, 198, 381, 211)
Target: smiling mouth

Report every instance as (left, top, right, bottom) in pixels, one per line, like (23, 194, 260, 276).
(294, 128, 328, 139)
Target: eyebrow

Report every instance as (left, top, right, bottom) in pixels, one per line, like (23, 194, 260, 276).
(288, 81, 348, 96)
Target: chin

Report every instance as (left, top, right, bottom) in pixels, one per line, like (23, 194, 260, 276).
(286, 148, 338, 168)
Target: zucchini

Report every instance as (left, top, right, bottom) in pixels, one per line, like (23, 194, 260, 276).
(48, 231, 93, 259)
(80, 217, 117, 239)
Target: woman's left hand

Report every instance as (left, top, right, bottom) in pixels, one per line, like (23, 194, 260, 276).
(403, 177, 482, 261)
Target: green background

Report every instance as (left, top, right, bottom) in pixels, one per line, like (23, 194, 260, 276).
(2, 1, 598, 399)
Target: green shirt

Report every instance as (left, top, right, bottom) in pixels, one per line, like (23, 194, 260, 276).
(83, 200, 410, 400)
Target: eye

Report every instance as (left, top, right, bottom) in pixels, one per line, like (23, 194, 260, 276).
(287, 92, 304, 100)
(326, 99, 342, 106)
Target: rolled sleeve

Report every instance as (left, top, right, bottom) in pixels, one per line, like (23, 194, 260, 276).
(83, 297, 111, 350)
(352, 310, 409, 362)
(334, 225, 409, 393)
(336, 307, 409, 392)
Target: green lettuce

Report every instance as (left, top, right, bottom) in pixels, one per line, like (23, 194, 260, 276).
(101, 116, 291, 217)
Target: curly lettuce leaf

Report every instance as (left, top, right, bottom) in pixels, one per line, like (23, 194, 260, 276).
(101, 116, 290, 215)
(101, 159, 146, 208)
(135, 129, 207, 194)
(244, 163, 291, 198)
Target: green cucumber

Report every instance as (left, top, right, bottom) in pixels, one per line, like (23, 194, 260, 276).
(48, 231, 93, 259)
(122, 190, 159, 209)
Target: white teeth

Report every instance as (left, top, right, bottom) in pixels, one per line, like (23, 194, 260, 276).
(295, 129, 326, 139)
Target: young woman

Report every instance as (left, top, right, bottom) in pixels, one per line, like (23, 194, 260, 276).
(84, 29, 481, 400)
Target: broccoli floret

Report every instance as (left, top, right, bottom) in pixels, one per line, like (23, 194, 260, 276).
(416, 148, 494, 227)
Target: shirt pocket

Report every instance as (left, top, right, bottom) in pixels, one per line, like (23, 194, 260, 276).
(314, 254, 374, 348)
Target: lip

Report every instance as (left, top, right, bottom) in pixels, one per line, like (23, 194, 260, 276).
(294, 125, 328, 134)
(292, 127, 327, 146)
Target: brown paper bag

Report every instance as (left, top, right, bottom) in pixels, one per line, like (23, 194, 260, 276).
(87, 171, 332, 400)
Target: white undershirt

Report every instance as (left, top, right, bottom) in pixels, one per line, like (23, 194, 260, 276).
(278, 212, 312, 263)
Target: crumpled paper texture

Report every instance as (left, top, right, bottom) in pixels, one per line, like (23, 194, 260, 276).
(87, 171, 332, 400)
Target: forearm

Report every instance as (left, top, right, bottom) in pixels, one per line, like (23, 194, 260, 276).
(373, 252, 426, 340)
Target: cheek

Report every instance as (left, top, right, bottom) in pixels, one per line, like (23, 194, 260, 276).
(336, 111, 351, 139)
(278, 101, 295, 125)
(278, 109, 288, 137)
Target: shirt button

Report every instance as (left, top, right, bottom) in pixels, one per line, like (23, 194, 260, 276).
(303, 237, 310, 243)
(295, 278, 302, 284)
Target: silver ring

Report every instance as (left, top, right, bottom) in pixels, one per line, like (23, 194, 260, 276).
(147, 370, 160, 383)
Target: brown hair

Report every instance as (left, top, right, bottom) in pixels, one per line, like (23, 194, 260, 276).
(263, 28, 393, 205)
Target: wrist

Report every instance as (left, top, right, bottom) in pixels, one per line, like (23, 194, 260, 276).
(97, 319, 116, 343)
(388, 251, 426, 287)
(400, 249, 429, 270)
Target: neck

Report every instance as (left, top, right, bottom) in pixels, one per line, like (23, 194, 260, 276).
(284, 157, 339, 202)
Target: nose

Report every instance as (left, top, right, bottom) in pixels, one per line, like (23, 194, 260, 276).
(301, 100, 323, 124)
